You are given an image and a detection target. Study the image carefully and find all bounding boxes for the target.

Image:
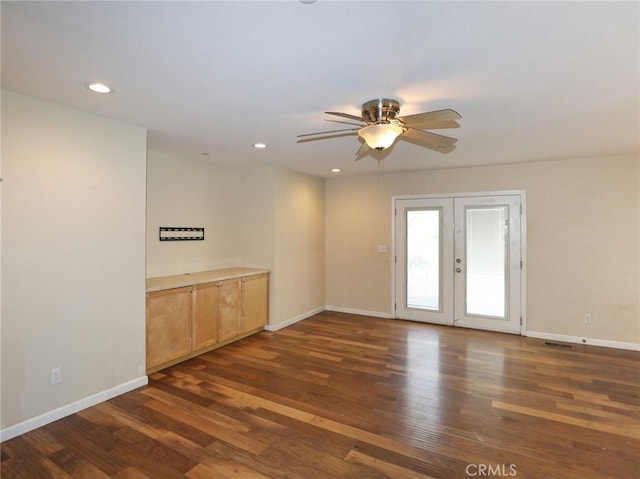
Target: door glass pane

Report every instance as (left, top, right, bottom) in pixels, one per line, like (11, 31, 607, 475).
(406, 209, 441, 310)
(466, 207, 507, 318)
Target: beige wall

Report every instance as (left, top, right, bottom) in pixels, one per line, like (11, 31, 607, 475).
(236, 165, 275, 271)
(271, 167, 326, 326)
(146, 159, 326, 329)
(1, 91, 147, 430)
(146, 149, 241, 277)
(326, 155, 639, 345)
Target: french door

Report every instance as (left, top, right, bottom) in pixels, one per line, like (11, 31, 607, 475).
(394, 193, 523, 334)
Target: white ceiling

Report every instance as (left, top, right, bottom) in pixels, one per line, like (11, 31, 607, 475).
(2, 1, 638, 178)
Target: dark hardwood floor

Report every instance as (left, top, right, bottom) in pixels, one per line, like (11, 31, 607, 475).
(2, 311, 639, 478)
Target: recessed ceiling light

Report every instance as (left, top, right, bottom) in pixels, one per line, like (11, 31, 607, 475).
(253, 143, 268, 149)
(85, 82, 113, 94)
(331, 168, 341, 173)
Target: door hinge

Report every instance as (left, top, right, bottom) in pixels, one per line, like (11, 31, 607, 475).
(520, 317, 523, 325)
(520, 260, 523, 269)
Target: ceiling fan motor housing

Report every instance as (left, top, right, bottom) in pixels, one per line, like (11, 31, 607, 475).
(361, 98, 400, 124)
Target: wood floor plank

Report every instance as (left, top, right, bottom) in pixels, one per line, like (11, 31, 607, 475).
(142, 387, 251, 434)
(2, 311, 639, 478)
(48, 449, 112, 479)
(144, 398, 269, 456)
(111, 467, 154, 479)
(491, 399, 640, 439)
(186, 461, 271, 479)
(19, 428, 66, 456)
(106, 392, 218, 447)
(344, 448, 437, 479)
(39, 416, 129, 476)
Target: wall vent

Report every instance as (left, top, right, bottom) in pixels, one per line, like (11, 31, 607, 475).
(543, 340, 575, 350)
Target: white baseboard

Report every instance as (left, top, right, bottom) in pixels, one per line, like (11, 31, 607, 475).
(0, 376, 148, 442)
(526, 331, 640, 351)
(265, 306, 325, 332)
(324, 305, 393, 319)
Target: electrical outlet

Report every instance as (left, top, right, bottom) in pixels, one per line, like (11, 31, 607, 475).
(584, 313, 592, 325)
(50, 367, 62, 384)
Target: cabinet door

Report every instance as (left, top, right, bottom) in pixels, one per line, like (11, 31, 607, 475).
(218, 278, 241, 341)
(146, 287, 192, 369)
(242, 273, 269, 332)
(193, 282, 219, 351)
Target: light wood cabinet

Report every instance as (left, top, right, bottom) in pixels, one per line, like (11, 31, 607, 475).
(145, 268, 269, 374)
(192, 282, 219, 351)
(242, 273, 269, 332)
(218, 278, 242, 341)
(146, 286, 192, 370)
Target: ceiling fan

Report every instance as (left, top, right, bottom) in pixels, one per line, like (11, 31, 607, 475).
(298, 98, 461, 158)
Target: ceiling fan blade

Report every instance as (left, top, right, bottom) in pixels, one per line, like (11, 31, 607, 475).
(325, 119, 365, 127)
(399, 119, 460, 130)
(296, 131, 358, 144)
(325, 111, 367, 123)
(297, 127, 359, 138)
(397, 109, 462, 127)
(401, 127, 457, 153)
(355, 141, 369, 160)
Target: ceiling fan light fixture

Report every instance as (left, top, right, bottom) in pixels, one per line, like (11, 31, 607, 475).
(358, 124, 404, 150)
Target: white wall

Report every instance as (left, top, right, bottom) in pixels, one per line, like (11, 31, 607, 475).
(1, 91, 148, 435)
(326, 155, 640, 346)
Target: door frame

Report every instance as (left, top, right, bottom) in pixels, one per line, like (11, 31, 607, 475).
(391, 190, 527, 334)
